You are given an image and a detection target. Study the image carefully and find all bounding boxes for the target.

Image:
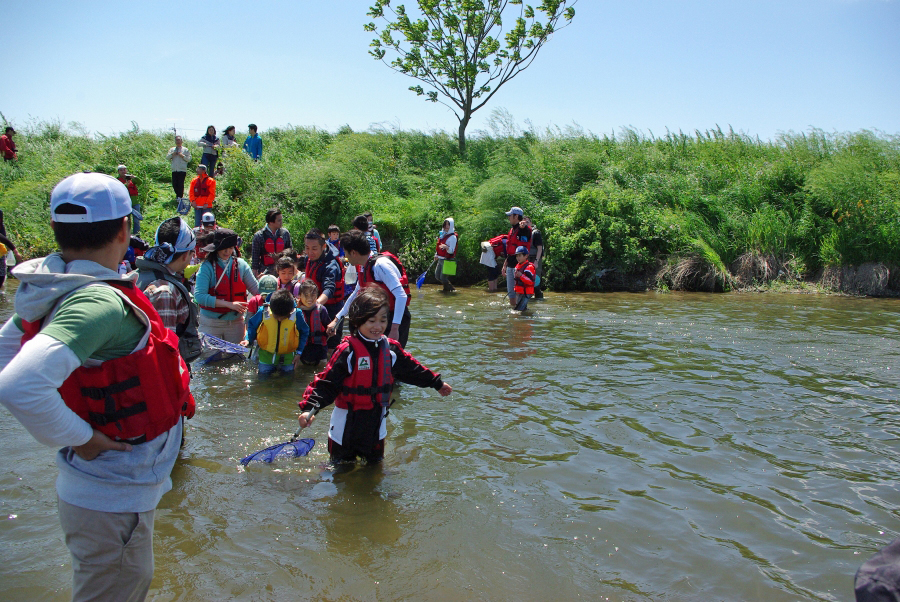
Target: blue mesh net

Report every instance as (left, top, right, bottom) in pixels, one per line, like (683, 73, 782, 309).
(240, 438, 315, 466)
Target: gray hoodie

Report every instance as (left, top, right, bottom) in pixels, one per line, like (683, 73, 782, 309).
(8, 254, 182, 513)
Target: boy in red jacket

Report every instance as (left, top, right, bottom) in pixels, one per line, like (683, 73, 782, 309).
(298, 285, 452, 464)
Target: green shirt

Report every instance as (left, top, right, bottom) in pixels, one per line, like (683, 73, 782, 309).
(18, 285, 145, 363)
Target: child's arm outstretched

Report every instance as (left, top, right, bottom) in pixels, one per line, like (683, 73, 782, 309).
(298, 345, 352, 427)
(389, 341, 452, 396)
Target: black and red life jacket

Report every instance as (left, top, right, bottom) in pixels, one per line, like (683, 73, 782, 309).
(359, 252, 411, 311)
(303, 253, 345, 306)
(489, 234, 508, 258)
(304, 305, 328, 346)
(199, 259, 247, 313)
(505, 225, 532, 257)
(334, 335, 394, 411)
(20, 281, 194, 444)
(514, 260, 537, 296)
(435, 231, 458, 259)
(262, 229, 287, 267)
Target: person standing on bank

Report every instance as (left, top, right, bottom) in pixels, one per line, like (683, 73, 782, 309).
(197, 125, 219, 173)
(194, 229, 259, 344)
(243, 123, 262, 161)
(188, 164, 216, 228)
(0, 172, 194, 602)
(116, 165, 141, 235)
(0, 126, 17, 161)
(501, 207, 532, 308)
(301, 228, 346, 352)
(166, 135, 192, 213)
(250, 209, 292, 278)
(434, 217, 458, 292)
(332, 230, 411, 347)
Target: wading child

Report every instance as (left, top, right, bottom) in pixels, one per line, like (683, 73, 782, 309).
(247, 274, 278, 316)
(513, 246, 536, 312)
(275, 255, 302, 297)
(434, 217, 458, 292)
(242, 289, 309, 375)
(298, 286, 452, 464)
(297, 279, 331, 366)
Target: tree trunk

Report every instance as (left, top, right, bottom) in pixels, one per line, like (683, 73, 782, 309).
(458, 115, 470, 157)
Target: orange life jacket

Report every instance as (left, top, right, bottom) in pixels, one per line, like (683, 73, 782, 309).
(20, 281, 194, 444)
(514, 260, 536, 296)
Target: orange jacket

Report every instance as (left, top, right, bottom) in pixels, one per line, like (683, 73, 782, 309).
(189, 174, 216, 208)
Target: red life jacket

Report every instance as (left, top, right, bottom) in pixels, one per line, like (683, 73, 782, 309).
(506, 225, 532, 257)
(262, 229, 286, 267)
(304, 254, 345, 306)
(489, 234, 508, 258)
(304, 306, 328, 346)
(435, 231, 458, 259)
(199, 259, 247, 313)
(514, 260, 536, 295)
(334, 335, 394, 411)
(359, 252, 411, 311)
(20, 281, 194, 444)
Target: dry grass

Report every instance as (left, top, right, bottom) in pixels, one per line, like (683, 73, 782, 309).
(657, 256, 728, 292)
(730, 252, 785, 288)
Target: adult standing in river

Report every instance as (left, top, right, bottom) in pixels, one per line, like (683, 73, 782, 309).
(523, 216, 544, 299)
(250, 209, 292, 278)
(501, 207, 532, 308)
(0, 172, 194, 602)
(197, 125, 219, 174)
(166, 135, 192, 211)
(194, 228, 258, 344)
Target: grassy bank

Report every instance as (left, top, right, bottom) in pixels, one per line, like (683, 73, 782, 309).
(1, 117, 898, 294)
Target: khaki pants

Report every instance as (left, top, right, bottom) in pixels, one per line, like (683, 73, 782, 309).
(58, 498, 155, 602)
(199, 313, 246, 344)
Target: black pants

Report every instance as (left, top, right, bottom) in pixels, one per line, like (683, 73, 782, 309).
(397, 306, 412, 348)
(324, 300, 345, 349)
(172, 171, 187, 198)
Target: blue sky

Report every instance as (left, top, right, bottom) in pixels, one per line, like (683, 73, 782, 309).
(2, 0, 897, 142)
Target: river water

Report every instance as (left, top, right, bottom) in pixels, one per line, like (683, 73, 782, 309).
(1, 281, 898, 601)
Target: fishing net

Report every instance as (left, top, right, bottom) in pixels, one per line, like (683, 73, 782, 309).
(240, 437, 315, 466)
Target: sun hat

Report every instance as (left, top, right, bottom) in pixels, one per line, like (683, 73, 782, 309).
(201, 211, 216, 224)
(505, 206, 524, 216)
(201, 228, 239, 253)
(515, 245, 529, 255)
(258, 274, 278, 294)
(50, 172, 142, 224)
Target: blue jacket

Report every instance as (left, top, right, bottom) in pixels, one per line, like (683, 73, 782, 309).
(243, 134, 263, 160)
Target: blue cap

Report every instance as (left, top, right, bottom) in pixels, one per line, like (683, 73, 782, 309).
(515, 245, 528, 255)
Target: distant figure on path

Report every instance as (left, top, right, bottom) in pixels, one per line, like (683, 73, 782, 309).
(116, 165, 141, 235)
(197, 125, 219, 173)
(188, 165, 216, 228)
(166, 135, 192, 209)
(0, 126, 17, 161)
(243, 123, 262, 161)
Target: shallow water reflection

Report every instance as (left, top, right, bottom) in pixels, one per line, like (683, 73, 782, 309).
(1, 282, 899, 600)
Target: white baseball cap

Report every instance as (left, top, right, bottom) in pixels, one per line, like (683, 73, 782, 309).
(201, 211, 216, 224)
(50, 172, 142, 224)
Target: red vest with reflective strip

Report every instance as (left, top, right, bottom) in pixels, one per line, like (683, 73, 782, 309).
(334, 335, 394, 411)
(435, 231, 458, 259)
(20, 281, 195, 444)
(262, 230, 286, 267)
(359, 252, 411, 311)
(304, 254, 345, 306)
(200, 260, 247, 313)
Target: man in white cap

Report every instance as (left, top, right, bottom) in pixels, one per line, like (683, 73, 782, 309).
(0, 172, 194, 601)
